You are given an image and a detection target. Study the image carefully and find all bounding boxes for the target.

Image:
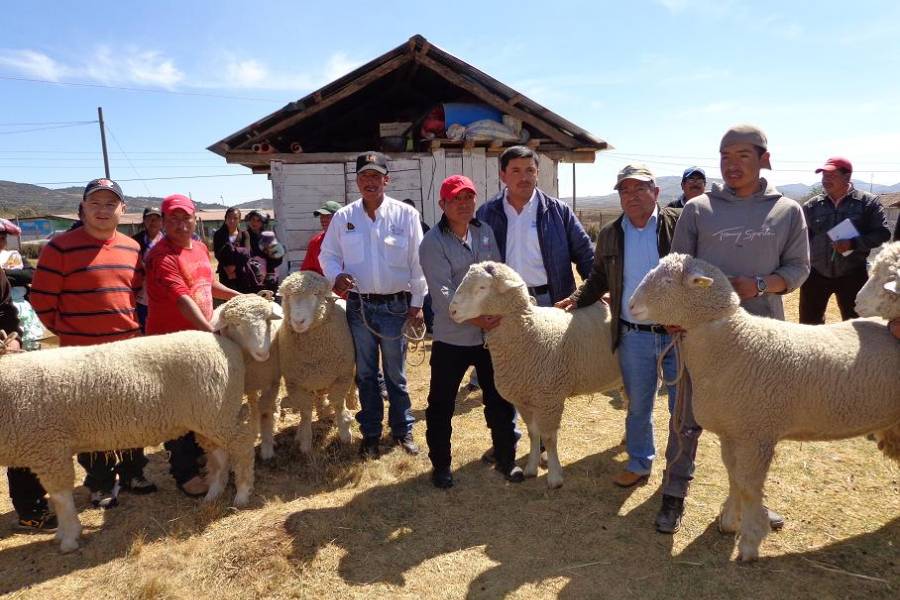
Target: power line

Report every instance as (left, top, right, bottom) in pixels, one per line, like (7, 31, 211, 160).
(609, 150, 900, 167)
(31, 173, 256, 185)
(0, 150, 214, 154)
(0, 165, 239, 169)
(0, 120, 97, 126)
(0, 75, 285, 103)
(0, 122, 98, 135)
(105, 123, 153, 196)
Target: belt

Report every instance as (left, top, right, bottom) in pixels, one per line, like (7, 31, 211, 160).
(526, 284, 550, 296)
(619, 318, 667, 334)
(348, 291, 409, 304)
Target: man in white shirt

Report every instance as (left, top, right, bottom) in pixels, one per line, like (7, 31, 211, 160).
(320, 151, 427, 458)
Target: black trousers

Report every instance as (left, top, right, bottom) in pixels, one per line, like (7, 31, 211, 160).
(7, 467, 48, 519)
(425, 341, 519, 472)
(799, 268, 869, 324)
(164, 432, 205, 486)
(76, 448, 148, 493)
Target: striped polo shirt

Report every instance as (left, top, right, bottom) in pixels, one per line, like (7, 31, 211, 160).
(31, 227, 142, 346)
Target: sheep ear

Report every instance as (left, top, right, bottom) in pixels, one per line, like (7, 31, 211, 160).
(884, 278, 898, 295)
(269, 303, 284, 320)
(494, 275, 524, 294)
(209, 306, 226, 332)
(686, 272, 714, 288)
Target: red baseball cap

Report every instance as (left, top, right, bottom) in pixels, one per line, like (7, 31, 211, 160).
(440, 175, 477, 202)
(815, 157, 853, 174)
(161, 194, 196, 215)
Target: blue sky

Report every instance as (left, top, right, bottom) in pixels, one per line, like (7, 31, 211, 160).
(2, 0, 899, 205)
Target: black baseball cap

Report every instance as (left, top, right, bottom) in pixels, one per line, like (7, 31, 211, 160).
(83, 178, 125, 203)
(142, 207, 162, 217)
(356, 151, 389, 174)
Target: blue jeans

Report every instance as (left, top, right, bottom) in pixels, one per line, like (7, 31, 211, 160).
(346, 294, 415, 439)
(617, 327, 678, 475)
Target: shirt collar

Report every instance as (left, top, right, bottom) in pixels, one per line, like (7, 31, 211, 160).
(503, 187, 538, 211)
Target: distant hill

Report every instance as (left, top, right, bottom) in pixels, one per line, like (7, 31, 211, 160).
(563, 177, 900, 209)
(0, 180, 237, 216)
(233, 198, 274, 210)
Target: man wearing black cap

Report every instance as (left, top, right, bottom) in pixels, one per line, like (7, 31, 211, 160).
(320, 151, 427, 458)
(800, 157, 890, 324)
(132, 206, 163, 331)
(667, 167, 707, 209)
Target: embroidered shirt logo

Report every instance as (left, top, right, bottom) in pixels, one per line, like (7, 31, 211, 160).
(346, 222, 356, 231)
(712, 226, 775, 245)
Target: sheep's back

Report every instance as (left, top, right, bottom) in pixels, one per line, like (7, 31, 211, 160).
(0, 331, 245, 461)
(684, 315, 900, 440)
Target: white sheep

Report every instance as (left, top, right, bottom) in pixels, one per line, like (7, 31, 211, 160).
(210, 294, 284, 460)
(855, 241, 900, 320)
(277, 271, 358, 453)
(0, 331, 255, 553)
(449, 261, 623, 489)
(854, 240, 900, 460)
(628, 252, 900, 562)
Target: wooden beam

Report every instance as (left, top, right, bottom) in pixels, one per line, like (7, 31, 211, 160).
(226, 151, 434, 167)
(414, 52, 577, 148)
(543, 150, 596, 164)
(508, 94, 523, 106)
(239, 54, 412, 148)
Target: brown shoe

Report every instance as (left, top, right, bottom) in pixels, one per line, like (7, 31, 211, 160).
(612, 470, 648, 488)
(178, 475, 209, 498)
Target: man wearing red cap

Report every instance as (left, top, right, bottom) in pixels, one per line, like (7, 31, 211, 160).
(31, 177, 157, 512)
(145, 193, 241, 496)
(800, 157, 891, 323)
(419, 175, 522, 488)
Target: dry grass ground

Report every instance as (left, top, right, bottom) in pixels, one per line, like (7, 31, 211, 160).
(1, 294, 897, 599)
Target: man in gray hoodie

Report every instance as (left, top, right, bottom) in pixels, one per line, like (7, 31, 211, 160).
(655, 124, 810, 534)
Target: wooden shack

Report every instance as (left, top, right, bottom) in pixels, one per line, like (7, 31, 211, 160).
(209, 34, 609, 269)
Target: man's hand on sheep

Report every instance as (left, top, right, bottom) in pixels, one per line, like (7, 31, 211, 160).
(334, 273, 355, 295)
(890, 318, 900, 340)
(467, 315, 502, 331)
(832, 239, 854, 254)
(728, 276, 759, 300)
(554, 297, 576, 311)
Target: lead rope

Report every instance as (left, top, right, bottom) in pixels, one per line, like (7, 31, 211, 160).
(657, 331, 689, 485)
(348, 283, 427, 367)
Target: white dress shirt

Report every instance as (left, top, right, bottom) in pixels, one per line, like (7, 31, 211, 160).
(319, 196, 427, 306)
(503, 188, 547, 286)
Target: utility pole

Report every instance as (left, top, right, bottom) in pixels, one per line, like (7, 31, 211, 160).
(97, 107, 110, 178)
(572, 163, 576, 212)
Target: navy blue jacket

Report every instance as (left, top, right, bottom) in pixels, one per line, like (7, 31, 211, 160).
(476, 188, 594, 303)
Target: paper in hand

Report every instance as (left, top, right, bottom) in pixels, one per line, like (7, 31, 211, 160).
(827, 218, 860, 256)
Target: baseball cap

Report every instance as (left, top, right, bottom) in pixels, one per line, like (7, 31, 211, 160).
(815, 156, 853, 174)
(313, 200, 342, 216)
(161, 194, 195, 216)
(83, 178, 124, 203)
(356, 151, 389, 174)
(719, 124, 772, 169)
(440, 174, 477, 201)
(613, 164, 656, 190)
(682, 166, 706, 180)
(0, 218, 22, 235)
(142, 207, 162, 218)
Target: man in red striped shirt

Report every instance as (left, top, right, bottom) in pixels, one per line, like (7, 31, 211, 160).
(31, 177, 157, 508)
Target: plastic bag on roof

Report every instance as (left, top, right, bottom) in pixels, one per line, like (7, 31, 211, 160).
(464, 119, 526, 143)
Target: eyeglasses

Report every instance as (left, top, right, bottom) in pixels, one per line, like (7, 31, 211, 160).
(683, 176, 706, 183)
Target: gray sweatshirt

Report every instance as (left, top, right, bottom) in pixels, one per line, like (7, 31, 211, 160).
(672, 179, 810, 319)
(419, 218, 501, 346)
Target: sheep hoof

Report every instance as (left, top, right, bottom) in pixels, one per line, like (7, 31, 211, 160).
(546, 475, 564, 489)
(717, 514, 739, 534)
(58, 538, 79, 553)
(233, 491, 250, 507)
(259, 446, 275, 461)
(523, 464, 538, 478)
(736, 543, 759, 562)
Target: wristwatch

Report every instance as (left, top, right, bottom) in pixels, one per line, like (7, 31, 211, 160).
(755, 276, 768, 297)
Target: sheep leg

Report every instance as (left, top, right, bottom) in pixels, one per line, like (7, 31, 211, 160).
(731, 440, 775, 562)
(203, 447, 229, 502)
(328, 380, 355, 444)
(228, 419, 256, 507)
(257, 386, 279, 460)
(522, 411, 541, 479)
(718, 436, 742, 534)
(286, 384, 316, 454)
(542, 429, 564, 489)
(49, 490, 80, 553)
(38, 458, 81, 553)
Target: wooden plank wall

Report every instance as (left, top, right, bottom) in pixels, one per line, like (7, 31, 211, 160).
(271, 152, 559, 265)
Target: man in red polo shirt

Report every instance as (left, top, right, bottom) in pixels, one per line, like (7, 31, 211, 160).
(145, 193, 240, 496)
(31, 177, 157, 511)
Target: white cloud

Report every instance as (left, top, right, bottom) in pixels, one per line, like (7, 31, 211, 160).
(0, 49, 67, 80)
(324, 52, 363, 81)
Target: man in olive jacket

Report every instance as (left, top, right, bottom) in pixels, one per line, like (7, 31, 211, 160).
(557, 164, 683, 492)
